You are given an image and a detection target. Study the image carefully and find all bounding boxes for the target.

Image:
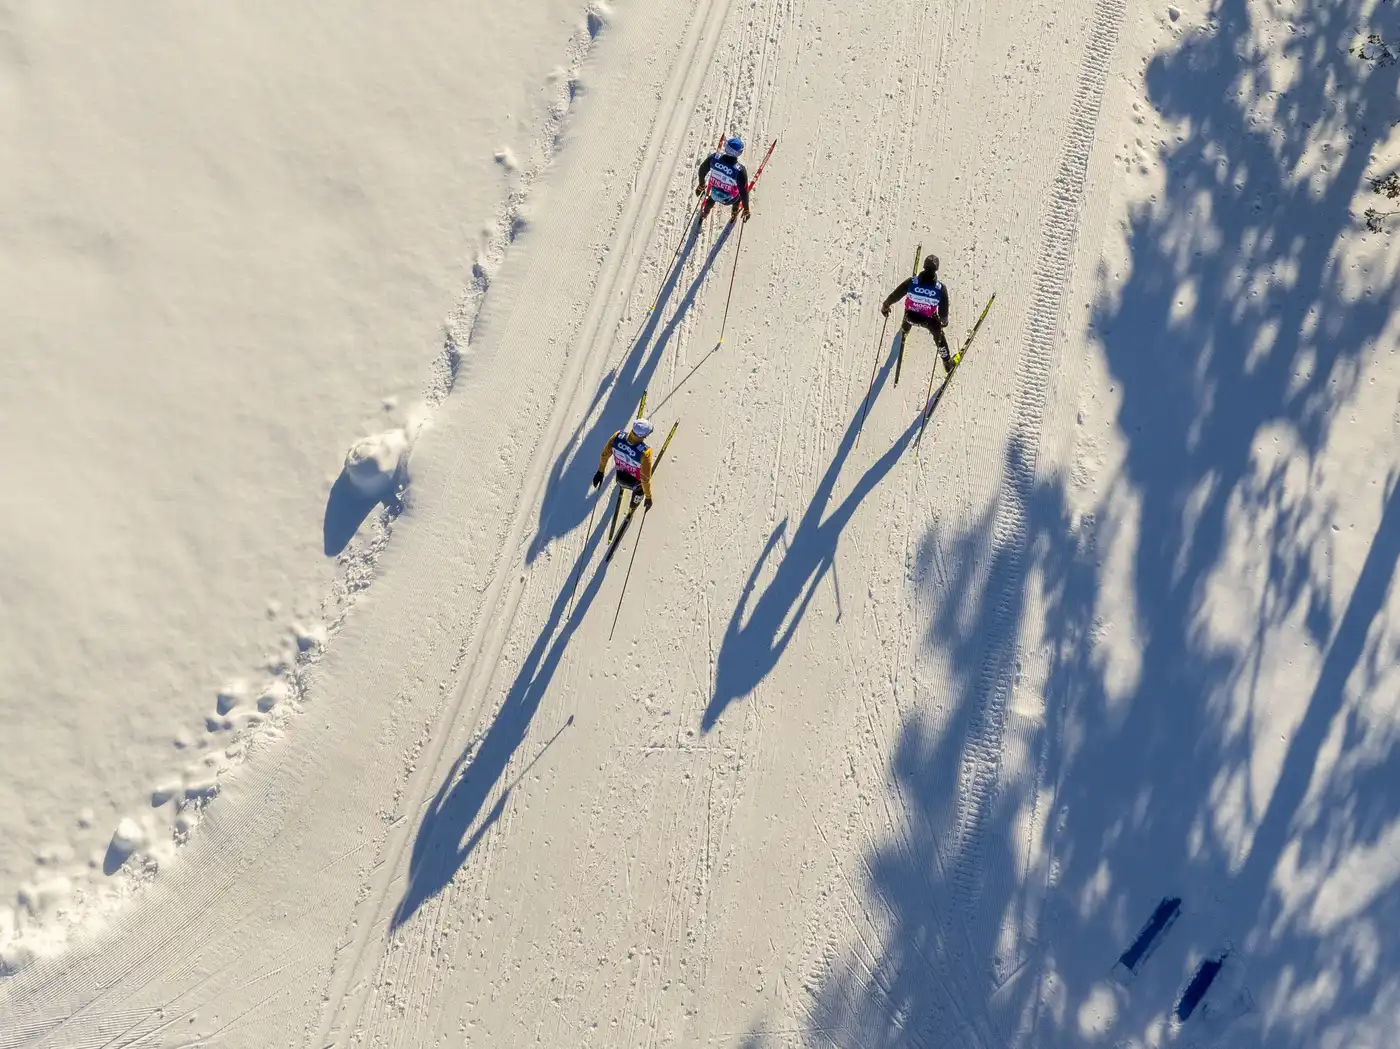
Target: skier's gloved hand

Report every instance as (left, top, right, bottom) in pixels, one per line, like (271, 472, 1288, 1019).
(591, 470, 604, 489)
(741, 207, 751, 223)
(880, 303, 891, 317)
(644, 496, 654, 510)
(694, 184, 703, 197)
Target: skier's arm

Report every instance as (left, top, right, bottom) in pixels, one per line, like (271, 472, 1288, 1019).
(882, 278, 913, 311)
(737, 165, 751, 211)
(696, 154, 713, 190)
(598, 431, 621, 475)
(938, 286, 950, 326)
(639, 448, 654, 501)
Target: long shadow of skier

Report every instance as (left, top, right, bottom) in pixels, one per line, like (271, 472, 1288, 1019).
(527, 218, 734, 563)
(392, 489, 618, 929)
(704, 335, 919, 732)
(392, 223, 737, 928)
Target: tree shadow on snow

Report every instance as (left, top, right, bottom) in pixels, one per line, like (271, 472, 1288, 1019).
(758, 1, 1400, 1046)
(704, 332, 918, 732)
(391, 485, 615, 930)
(527, 217, 734, 564)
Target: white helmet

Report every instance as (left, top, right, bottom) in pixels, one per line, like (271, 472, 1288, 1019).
(629, 417, 654, 438)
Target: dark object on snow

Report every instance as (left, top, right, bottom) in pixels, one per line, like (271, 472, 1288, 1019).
(1175, 950, 1227, 1022)
(1115, 896, 1182, 979)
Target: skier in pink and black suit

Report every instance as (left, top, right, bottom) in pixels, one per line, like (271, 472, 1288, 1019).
(695, 137, 752, 224)
(881, 253, 952, 372)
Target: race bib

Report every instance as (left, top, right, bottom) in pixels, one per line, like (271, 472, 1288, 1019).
(706, 170, 740, 203)
(905, 281, 942, 318)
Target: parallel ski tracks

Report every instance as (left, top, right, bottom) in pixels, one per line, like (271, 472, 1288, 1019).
(312, 1, 742, 1045)
(946, 0, 1126, 933)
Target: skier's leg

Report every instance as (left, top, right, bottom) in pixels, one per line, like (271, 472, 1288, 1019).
(932, 322, 952, 370)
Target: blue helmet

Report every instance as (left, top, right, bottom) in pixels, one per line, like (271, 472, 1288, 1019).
(724, 136, 744, 157)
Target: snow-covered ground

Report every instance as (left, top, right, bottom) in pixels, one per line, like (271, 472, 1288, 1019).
(0, 0, 580, 966)
(4, 0, 1400, 1046)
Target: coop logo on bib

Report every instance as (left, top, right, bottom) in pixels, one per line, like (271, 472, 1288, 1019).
(905, 278, 942, 318)
(612, 433, 644, 477)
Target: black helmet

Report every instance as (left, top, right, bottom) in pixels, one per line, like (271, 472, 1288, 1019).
(922, 253, 939, 273)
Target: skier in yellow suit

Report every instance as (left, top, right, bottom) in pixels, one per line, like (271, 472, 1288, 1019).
(593, 417, 655, 510)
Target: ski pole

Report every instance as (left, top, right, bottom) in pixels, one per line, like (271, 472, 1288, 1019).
(611, 200, 701, 375)
(564, 493, 600, 619)
(913, 351, 942, 455)
(716, 216, 747, 344)
(650, 197, 703, 313)
(855, 311, 890, 448)
(609, 507, 649, 641)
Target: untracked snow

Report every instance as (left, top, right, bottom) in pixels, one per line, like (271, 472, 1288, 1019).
(0, 0, 581, 969)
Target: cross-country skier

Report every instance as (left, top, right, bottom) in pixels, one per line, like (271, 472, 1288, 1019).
(881, 253, 951, 372)
(593, 417, 655, 509)
(695, 137, 751, 224)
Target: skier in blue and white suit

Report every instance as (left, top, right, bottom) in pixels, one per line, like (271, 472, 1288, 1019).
(695, 137, 752, 223)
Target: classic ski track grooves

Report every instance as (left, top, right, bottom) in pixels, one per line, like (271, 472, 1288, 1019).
(311, 2, 736, 1046)
(947, 0, 1124, 923)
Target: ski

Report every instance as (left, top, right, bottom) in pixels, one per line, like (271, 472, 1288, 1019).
(915, 293, 995, 454)
(894, 243, 921, 387)
(605, 420, 678, 563)
(747, 138, 778, 193)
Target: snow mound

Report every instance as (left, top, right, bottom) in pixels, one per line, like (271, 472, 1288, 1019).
(586, 2, 612, 39)
(343, 428, 409, 497)
(103, 818, 147, 874)
(293, 620, 327, 653)
(257, 679, 292, 712)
